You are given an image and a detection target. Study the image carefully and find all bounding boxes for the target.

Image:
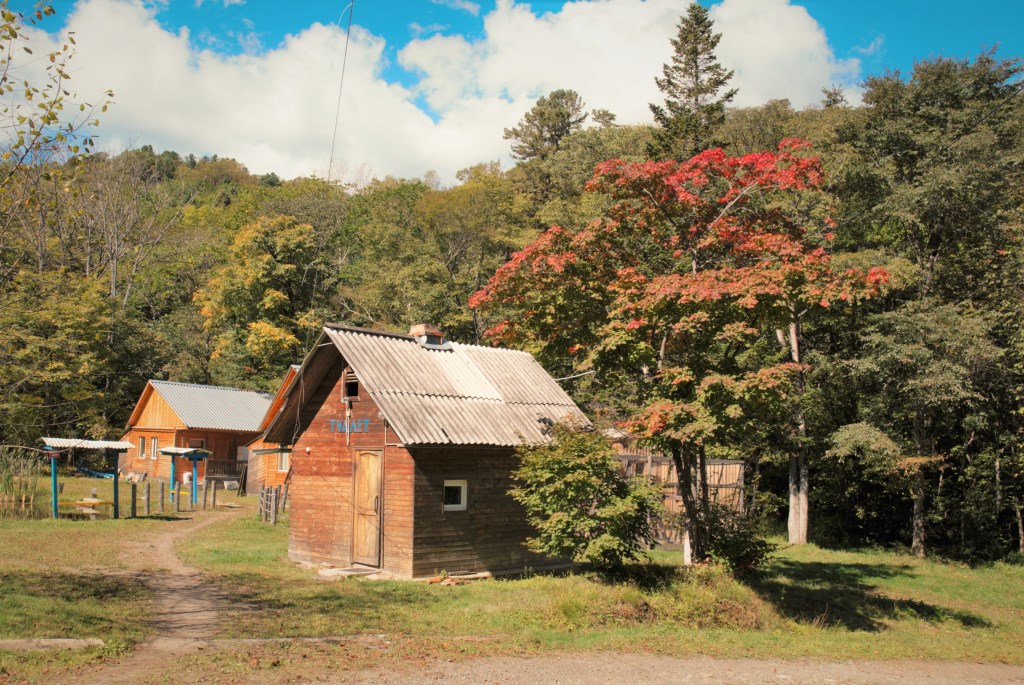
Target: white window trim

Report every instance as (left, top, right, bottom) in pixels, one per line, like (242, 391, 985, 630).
(137, 437, 145, 461)
(442, 479, 468, 512)
(150, 437, 158, 460)
(276, 451, 290, 472)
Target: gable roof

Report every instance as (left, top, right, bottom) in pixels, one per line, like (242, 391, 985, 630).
(264, 325, 588, 447)
(128, 380, 272, 432)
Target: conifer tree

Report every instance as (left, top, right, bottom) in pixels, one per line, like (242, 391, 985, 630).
(649, 2, 737, 160)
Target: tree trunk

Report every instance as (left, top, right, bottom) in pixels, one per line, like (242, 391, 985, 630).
(781, 320, 809, 545)
(911, 468, 926, 558)
(1014, 499, 1023, 557)
(670, 443, 705, 561)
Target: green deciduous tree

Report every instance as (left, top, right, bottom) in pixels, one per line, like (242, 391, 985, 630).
(196, 215, 332, 387)
(510, 424, 662, 570)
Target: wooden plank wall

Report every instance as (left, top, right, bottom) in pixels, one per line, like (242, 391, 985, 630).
(410, 447, 546, 578)
(289, 364, 354, 567)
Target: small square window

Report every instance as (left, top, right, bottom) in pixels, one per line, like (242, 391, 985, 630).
(345, 379, 359, 399)
(442, 479, 467, 512)
(188, 438, 206, 450)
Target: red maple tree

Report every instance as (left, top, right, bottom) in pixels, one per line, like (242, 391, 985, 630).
(473, 140, 887, 553)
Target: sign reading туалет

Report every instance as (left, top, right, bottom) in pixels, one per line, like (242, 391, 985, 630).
(329, 419, 370, 434)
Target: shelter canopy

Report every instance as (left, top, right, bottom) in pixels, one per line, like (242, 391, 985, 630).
(40, 437, 134, 450)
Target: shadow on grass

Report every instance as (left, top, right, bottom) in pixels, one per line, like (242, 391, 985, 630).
(0, 569, 150, 639)
(217, 571, 441, 623)
(746, 559, 990, 631)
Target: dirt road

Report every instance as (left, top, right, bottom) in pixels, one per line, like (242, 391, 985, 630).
(69, 513, 1024, 685)
(335, 652, 1024, 685)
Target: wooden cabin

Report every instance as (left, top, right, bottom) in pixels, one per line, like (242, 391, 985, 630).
(120, 380, 271, 489)
(262, 323, 589, 579)
(246, 365, 300, 491)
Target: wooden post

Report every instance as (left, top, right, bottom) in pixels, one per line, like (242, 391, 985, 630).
(130, 483, 137, 519)
(159, 481, 165, 514)
(259, 485, 267, 521)
(281, 484, 289, 512)
(144, 481, 151, 516)
(211, 480, 218, 509)
(270, 489, 278, 525)
(202, 481, 209, 511)
(274, 485, 282, 513)
(112, 473, 119, 520)
(175, 482, 183, 513)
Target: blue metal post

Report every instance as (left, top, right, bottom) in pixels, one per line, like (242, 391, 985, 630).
(111, 450, 119, 520)
(169, 457, 175, 503)
(50, 454, 58, 519)
(192, 459, 198, 505)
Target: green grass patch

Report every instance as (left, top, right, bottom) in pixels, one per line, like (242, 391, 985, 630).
(181, 518, 1024, 663)
(0, 479, 188, 683)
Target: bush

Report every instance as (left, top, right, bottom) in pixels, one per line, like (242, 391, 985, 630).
(676, 504, 776, 577)
(510, 424, 663, 570)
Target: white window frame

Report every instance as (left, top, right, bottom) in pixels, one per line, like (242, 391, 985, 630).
(150, 437, 158, 460)
(188, 438, 206, 450)
(442, 479, 468, 512)
(137, 437, 145, 461)
(276, 450, 290, 472)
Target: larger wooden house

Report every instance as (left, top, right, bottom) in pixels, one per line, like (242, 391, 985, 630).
(121, 380, 272, 488)
(262, 323, 588, 579)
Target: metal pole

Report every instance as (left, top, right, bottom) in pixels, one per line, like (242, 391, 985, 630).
(192, 459, 198, 506)
(169, 458, 176, 503)
(50, 454, 58, 519)
(130, 483, 137, 518)
(112, 454, 119, 520)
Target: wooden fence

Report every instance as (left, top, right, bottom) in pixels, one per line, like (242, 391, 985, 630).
(256, 484, 289, 524)
(614, 452, 745, 546)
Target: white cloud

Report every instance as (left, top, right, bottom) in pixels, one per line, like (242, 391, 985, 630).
(20, 0, 863, 183)
(430, 0, 481, 17)
(854, 35, 885, 57)
(710, 0, 861, 106)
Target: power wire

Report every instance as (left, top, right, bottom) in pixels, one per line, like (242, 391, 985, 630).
(327, 1, 356, 184)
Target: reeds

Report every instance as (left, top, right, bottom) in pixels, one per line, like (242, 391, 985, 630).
(0, 447, 43, 518)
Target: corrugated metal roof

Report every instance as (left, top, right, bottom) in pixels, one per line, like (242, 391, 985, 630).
(149, 381, 271, 432)
(40, 438, 135, 450)
(323, 326, 588, 446)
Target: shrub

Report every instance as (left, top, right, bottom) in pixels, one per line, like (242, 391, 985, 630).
(510, 424, 663, 570)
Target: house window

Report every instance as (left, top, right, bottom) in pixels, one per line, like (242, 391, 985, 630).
(188, 438, 205, 450)
(442, 479, 467, 512)
(345, 379, 359, 400)
(276, 451, 290, 472)
(237, 446, 249, 462)
(150, 437, 158, 460)
(137, 437, 145, 461)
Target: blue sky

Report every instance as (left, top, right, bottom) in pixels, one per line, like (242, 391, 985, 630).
(147, 0, 1022, 85)
(19, 0, 1024, 182)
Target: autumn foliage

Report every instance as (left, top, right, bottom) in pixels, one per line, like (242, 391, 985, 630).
(473, 140, 887, 553)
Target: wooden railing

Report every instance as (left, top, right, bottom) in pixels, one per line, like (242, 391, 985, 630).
(205, 459, 247, 481)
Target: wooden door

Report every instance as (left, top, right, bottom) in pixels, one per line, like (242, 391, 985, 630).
(352, 450, 382, 567)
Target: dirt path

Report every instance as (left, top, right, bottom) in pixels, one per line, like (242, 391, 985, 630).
(79, 511, 239, 685)
(337, 653, 1024, 685)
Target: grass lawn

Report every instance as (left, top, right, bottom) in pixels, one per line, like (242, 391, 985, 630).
(181, 514, 1024, 664)
(0, 476, 191, 683)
